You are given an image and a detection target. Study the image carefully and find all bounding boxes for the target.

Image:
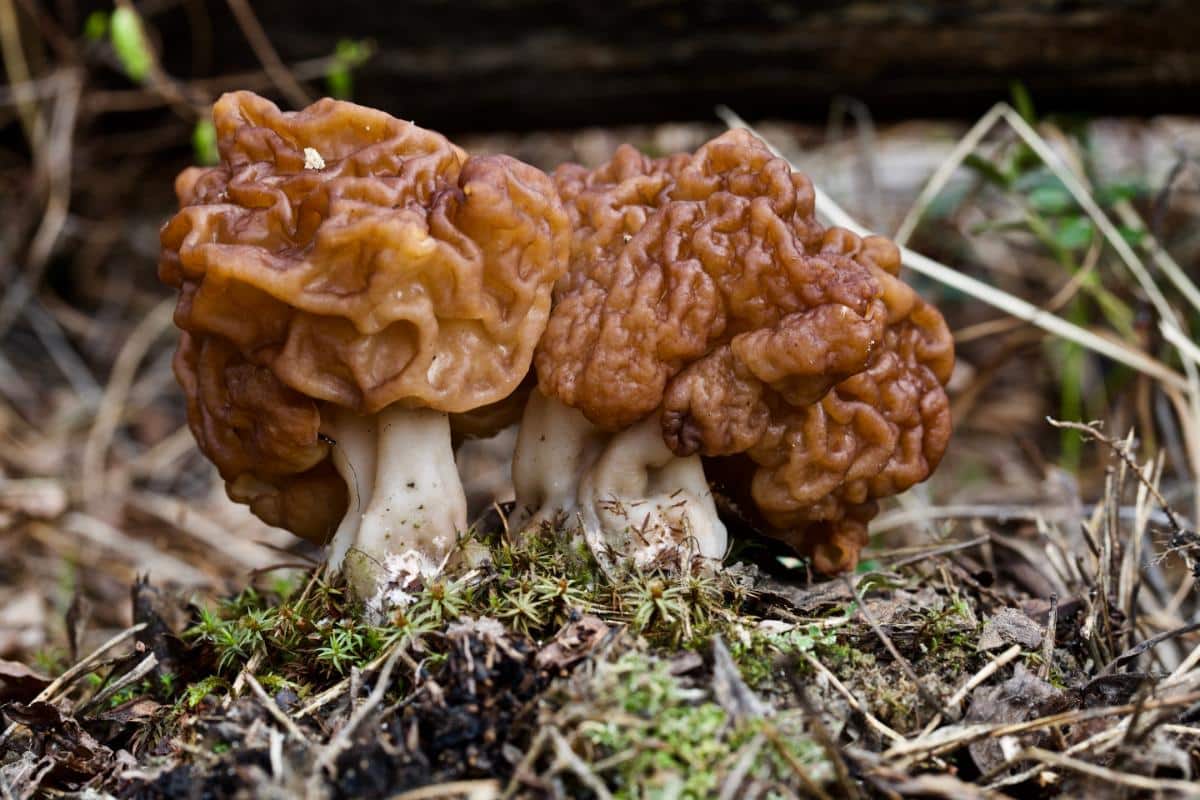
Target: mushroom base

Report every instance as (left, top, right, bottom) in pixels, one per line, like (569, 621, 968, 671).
(323, 406, 467, 604)
(512, 393, 727, 576)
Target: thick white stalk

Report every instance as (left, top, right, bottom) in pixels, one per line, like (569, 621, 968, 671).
(324, 407, 377, 570)
(579, 413, 728, 575)
(513, 393, 728, 574)
(511, 390, 604, 533)
(324, 405, 467, 602)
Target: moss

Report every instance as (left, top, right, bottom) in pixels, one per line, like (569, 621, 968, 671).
(556, 651, 830, 798)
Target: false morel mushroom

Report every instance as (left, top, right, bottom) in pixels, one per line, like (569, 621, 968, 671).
(515, 129, 953, 575)
(161, 92, 568, 601)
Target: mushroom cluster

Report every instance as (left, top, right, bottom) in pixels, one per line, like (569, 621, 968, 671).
(514, 129, 953, 575)
(160, 92, 569, 599)
(162, 94, 952, 602)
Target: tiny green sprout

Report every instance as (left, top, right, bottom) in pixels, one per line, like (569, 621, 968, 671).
(183, 676, 229, 709)
(110, 6, 152, 83)
(419, 577, 468, 623)
(83, 11, 109, 42)
(213, 624, 254, 673)
(325, 39, 373, 100)
(1010, 81, 1037, 125)
(496, 584, 547, 635)
(315, 623, 364, 674)
(1053, 216, 1095, 252)
(31, 648, 66, 677)
(1026, 184, 1074, 216)
(256, 673, 299, 695)
(187, 607, 224, 641)
(534, 573, 593, 624)
(268, 572, 301, 603)
(192, 119, 218, 167)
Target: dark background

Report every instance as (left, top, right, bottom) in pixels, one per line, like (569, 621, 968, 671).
(64, 0, 1200, 131)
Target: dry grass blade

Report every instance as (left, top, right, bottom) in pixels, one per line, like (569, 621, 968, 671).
(1016, 747, 1200, 796)
(885, 690, 1200, 763)
(0, 623, 147, 746)
(58, 512, 211, 586)
(802, 652, 905, 745)
(1112, 199, 1200, 317)
(892, 102, 1007, 246)
(126, 490, 285, 569)
(390, 781, 501, 800)
(0, 69, 81, 338)
(842, 575, 946, 724)
(0, 0, 44, 148)
(918, 644, 1022, 738)
(223, 0, 312, 109)
(309, 643, 405, 788)
(243, 672, 312, 745)
(83, 653, 158, 710)
(80, 298, 176, 503)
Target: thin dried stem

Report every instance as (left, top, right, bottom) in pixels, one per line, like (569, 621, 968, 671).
(223, 0, 312, 109)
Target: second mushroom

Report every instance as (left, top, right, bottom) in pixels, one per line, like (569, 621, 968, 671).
(514, 129, 954, 576)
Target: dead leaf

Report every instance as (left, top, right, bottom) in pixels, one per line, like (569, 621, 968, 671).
(536, 614, 609, 672)
(1081, 673, 1153, 708)
(978, 607, 1043, 651)
(965, 664, 1066, 775)
(97, 697, 163, 725)
(4, 700, 115, 777)
(0, 659, 51, 703)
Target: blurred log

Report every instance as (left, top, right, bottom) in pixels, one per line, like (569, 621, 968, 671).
(153, 0, 1199, 129)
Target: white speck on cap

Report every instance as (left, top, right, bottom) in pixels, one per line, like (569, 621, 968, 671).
(304, 147, 326, 170)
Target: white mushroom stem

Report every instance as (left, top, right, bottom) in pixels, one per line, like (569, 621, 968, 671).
(511, 390, 605, 532)
(579, 414, 728, 574)
(323, 406, 467, 602)
(512, 392, 728, 575)
(325, 406, 377, 569)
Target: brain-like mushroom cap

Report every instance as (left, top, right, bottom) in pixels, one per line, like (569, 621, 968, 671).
(174, 332, 346, 543)
(162, 91, 569, 538)
(538, 129, 954, 572)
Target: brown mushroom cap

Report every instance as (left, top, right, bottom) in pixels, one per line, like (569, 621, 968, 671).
(162, 91, 569, 538)
(174, 331, 346, 543)
(538, 129, 954, 572)
(668, 250, 954, 573)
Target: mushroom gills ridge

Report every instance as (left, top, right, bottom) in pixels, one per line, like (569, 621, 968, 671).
(323, 406, 466, 603)
(513, 392, 727, 575)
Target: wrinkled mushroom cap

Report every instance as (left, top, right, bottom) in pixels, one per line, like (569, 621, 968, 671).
(538, 129, 954, 572)
(162, 91, 569, 539)
(174, 332, 346, 543)
(163, 91, 569, 415)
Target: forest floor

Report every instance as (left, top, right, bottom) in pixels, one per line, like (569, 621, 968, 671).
(3, 42, 1200, 796)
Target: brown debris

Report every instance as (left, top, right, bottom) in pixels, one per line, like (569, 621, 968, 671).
(978, 607, 1044, 651)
